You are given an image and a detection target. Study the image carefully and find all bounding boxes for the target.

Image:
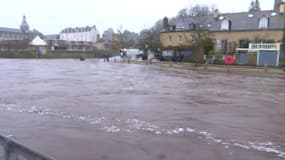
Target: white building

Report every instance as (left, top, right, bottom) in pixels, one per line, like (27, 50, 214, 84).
(60, 25, 99, 43)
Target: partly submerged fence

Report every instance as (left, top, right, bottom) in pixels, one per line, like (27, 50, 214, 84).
(0, 134, 55, 160)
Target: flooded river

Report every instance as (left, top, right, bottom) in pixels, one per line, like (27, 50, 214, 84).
(0, 59, 285, 160)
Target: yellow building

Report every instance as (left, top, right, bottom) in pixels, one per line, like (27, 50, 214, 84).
(160, 0, 285, 66)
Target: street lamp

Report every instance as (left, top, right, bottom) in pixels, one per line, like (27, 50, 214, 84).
(144, 44, 148, 60)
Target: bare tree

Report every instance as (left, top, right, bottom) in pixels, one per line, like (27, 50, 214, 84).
(139, 19, 162, 52)
(117, 25, 124, 49)
(188, 5, 213, 63)
(177, 8, 188, 18)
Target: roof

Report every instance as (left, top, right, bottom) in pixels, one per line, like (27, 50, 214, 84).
(0, 27, 21, 33)
(60, 25, 97, 33)
(214, 10, 285, 31)
(44, 34, 59, 40)
(30, 35, 47, 46)
(165, 10, 285, 32)
(0, 27, 40, 34)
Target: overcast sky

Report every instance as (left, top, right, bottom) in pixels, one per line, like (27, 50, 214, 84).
(0, 0, 276, 35)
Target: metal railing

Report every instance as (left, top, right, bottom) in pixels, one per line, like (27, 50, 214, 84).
(0, 134, 55, 160)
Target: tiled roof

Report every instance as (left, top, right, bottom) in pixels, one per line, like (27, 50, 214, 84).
(44, 34, 59, 40)
(0, 27, 40, 34)
(0, 27, 21, 33)
(60, 25, 97, 33)
(166, 10, 285, 32)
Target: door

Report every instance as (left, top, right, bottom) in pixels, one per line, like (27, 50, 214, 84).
(238, 52, 247, 65)
(258, 51, 278, 67)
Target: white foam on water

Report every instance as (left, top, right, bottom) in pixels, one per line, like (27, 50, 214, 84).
(126, 118, 160, 134)
(249, 143, 285, 158)
(233, 143, 251, 150)
(166, 130, 173, 135)
(103, 125, 120, 133)
(213, 139, 223, 143)
(1, 103, 285, 159)
(178, 128, 184, 132)
(78, 116, 87, 121)
(186, 128, 195, 133)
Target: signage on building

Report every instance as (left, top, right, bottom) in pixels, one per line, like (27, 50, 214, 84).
(249, 43, 281, 51)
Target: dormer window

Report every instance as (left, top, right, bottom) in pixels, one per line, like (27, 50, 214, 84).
(271, 12, 277, 16)
(170, 25, 176, 31)
(221, 19, 232, 31)
(248, 14, 254, 18)
(219, 16, 224, 20)
(258, 16, 269, 29)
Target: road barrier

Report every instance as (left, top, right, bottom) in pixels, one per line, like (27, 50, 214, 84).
(0, 134, 55, 160)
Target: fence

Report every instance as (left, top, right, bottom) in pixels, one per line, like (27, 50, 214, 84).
(0, 134, 55, 160)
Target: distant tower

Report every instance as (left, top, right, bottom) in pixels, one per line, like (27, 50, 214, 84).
(255, 0, 260, 10)
(163, 17, 169, 32)
(20, 15, 29, 32)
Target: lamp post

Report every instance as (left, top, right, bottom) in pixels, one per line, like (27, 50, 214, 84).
(144, 44, 148, 61)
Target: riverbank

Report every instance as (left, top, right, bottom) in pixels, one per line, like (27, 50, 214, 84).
(116, 60, 285, 77)
(0, 50, 117, 59)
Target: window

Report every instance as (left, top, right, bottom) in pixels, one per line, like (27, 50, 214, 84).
(239, 39, 250, 48)
(258, 16, 269, 29)
(168, 35, 173, 44)
(221, 19, 231, 31)
(178, 35, 183, 43)
(217, 40, 222, 50)
(221, 40, 228, 54)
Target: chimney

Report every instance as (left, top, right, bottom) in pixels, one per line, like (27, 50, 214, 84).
(274, 0, 282, 11)
(279, 2, 285, 14)
(213, 9, 220, 19)
(163, 17, 170, 32)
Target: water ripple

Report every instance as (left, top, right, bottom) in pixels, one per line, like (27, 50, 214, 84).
(1, 103, 285, 158)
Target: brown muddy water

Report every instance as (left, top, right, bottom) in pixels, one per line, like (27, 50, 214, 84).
(0, 59, 285, 160)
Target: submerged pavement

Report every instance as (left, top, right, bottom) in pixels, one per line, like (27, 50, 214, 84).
(0, 59, 285, 160)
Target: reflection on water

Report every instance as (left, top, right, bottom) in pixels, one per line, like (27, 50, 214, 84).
(0, 59, 285, 159)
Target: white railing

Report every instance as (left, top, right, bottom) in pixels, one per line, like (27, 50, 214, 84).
(0, 134, 55, 160)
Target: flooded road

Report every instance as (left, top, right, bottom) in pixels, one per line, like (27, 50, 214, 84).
(0, 59, 285, 160)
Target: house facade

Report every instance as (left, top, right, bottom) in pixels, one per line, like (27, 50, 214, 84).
(60, 25, 100, 43)
(160, 0, 285, 66)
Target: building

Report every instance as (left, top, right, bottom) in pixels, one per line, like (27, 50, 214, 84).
(0, 15, 41, 41)
(0, 15, 42, 51)
(160, 0, 285, 66)
(102, 28, 114, 42)
(60, 25, 100, 43)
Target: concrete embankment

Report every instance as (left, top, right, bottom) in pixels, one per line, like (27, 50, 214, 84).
(113, 60, 285, 77)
